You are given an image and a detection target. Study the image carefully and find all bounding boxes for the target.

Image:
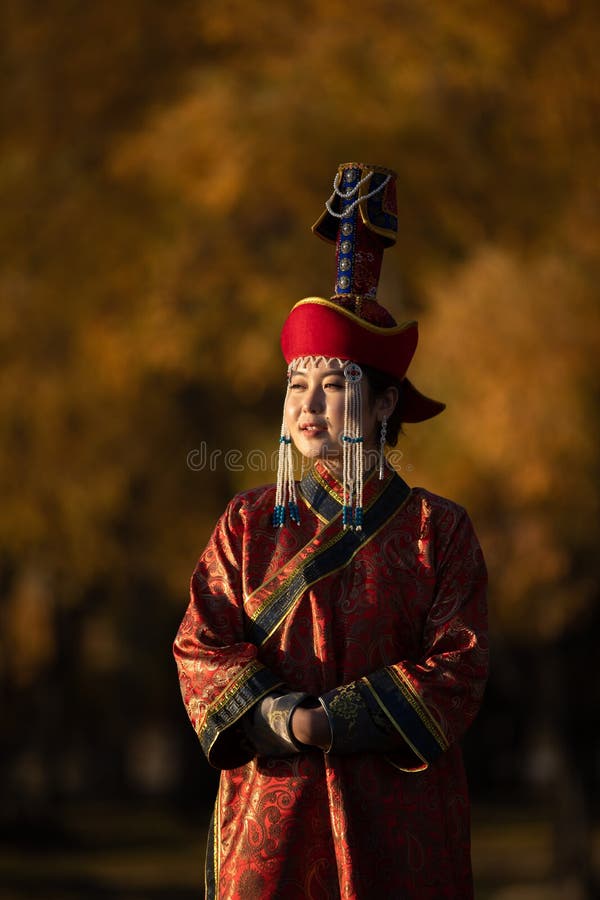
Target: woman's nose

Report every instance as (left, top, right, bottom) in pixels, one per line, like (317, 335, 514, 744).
(302, 386, 324, 413)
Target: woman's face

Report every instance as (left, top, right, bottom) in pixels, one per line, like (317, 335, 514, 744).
(284, 359, 382, 469)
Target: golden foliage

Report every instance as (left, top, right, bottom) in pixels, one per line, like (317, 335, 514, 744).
(0, 0, 599, 666)
(413, 244, 599, 639)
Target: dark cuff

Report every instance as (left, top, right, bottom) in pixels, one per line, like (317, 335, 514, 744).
(319, 680, 400, 755)
(243, 690, 312, 756)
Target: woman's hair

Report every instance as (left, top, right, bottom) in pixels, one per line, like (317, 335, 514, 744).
(361, 364, 404, 447)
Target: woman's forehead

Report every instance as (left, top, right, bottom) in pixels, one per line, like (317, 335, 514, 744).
(289, 355, 349, 373)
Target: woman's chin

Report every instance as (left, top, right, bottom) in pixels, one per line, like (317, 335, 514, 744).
(300, 444, 328, 460)
(295, 438, 341, 463)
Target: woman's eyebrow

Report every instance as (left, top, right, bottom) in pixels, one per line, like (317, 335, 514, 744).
(290, 368, 344, 377)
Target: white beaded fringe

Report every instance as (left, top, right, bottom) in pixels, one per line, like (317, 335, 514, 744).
(342, 363, 364, 530)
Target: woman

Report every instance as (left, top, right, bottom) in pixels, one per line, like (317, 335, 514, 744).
(174, 162, 488, 899)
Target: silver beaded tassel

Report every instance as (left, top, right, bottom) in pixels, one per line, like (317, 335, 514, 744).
(342, 362, 364, 530)
(273, 366, 300, 527)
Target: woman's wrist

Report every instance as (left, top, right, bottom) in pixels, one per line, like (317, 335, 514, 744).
(290, 705, 331, 750)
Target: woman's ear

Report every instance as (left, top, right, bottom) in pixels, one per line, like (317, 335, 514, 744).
(377, 386, 399, 420)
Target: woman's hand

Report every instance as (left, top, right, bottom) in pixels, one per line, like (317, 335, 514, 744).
(290, 705, 331, 750)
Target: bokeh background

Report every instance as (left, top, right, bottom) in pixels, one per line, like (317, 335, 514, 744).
(1, 1, 599, 897)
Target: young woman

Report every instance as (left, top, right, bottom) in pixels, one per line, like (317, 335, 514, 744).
(174, 163, 488, 899)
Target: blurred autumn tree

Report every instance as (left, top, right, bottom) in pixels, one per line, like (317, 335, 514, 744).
(0, 0, 598, 865)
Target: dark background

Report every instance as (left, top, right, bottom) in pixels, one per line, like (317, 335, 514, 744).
(1, 1, 599, 896)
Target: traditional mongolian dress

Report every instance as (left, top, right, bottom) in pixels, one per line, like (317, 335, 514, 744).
(174, 461, 487, 899)
(174, 161, 489, 898)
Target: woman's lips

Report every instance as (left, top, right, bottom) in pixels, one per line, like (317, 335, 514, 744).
(300, 423, 327, 436)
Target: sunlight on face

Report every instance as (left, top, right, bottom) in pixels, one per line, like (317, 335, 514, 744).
(284, 357, 380, 469)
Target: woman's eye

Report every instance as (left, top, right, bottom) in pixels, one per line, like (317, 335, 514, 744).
(289, 382, 305, 391)
(325, 382, 344, 390)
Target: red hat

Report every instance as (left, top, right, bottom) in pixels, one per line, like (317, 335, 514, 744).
(280, 162, 445, 423)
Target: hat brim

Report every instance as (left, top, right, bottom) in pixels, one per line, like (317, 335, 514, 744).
(281, 297, 446, 424)
(400, 378, 445, 423)
(281, 298, 418, 380)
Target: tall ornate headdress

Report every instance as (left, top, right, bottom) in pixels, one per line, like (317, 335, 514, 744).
(274, 162, 445, 529)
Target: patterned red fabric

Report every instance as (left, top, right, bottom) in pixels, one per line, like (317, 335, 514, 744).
(174, 462, 488, 899)
(335, 214, 386, 299)
(331, 295, 397, 327)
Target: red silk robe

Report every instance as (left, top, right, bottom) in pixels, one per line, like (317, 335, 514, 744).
(174, 461, 488, 899)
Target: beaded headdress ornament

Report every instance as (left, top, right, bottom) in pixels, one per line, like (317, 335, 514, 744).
(274, 161, 445, 529)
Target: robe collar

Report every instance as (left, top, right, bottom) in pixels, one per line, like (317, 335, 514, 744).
(298, 458, 397, 524)
(246, 460, 412, 645)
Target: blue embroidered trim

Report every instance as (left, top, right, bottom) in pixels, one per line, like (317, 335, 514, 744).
(336, 166, 359, 295)
(365, 668, 447, 762)
(201, 666, 284, 759)
(247, 474, 411, 646)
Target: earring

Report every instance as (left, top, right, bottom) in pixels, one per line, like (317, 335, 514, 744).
(378, 415, 387, 480)
(342, 362, 364, 530)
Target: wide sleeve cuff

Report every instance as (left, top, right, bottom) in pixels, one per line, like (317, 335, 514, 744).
(319, 670, 447, 770)
(243, 690, 312, 757)
(361, 668, 448, 764)
(201, 662, 285, 769)
(319, 679, 402, 755)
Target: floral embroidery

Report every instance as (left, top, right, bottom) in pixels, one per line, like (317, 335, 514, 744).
(328, 683, 363, 732)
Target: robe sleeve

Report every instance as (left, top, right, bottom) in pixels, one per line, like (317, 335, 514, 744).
(242, 690, 313, 756)
(319, 507, 488, 771)
(173, 497, 286, 769)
